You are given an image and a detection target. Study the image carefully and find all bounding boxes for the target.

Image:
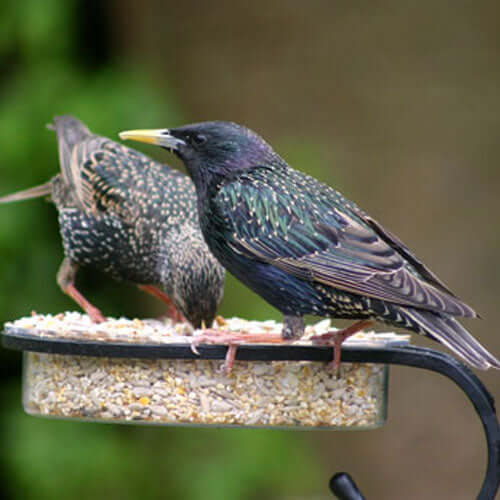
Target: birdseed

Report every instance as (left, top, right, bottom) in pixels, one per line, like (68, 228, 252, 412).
(8, 312, 410, 429)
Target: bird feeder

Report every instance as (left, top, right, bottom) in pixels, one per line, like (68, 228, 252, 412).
(3, 313, 409, 429)
(2, 313, 499, 499)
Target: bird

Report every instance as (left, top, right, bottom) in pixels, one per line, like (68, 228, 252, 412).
(119, 121, 500, 372)
(0, 116, 225, 328)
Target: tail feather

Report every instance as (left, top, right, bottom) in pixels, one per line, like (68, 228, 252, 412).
(50, 115, 92, 191)
(0, 182, 52, 203)
(1, 116, 92, 207)
(400, 307, 500, 370)
(51, 115, 92, 150)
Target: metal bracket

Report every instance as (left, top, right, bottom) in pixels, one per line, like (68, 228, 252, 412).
(329, 347, 500, 500)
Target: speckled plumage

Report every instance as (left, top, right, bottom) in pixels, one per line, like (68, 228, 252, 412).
(0, 116, 224, 327)
(121, 121, 500, 370)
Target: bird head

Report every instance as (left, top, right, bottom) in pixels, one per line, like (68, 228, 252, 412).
(119, 121, 282, 189)
(164, 233, 225, 329)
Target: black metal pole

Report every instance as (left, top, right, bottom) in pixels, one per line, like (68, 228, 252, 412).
(330, 473, 366, 500)
(329, 346, 500, 500)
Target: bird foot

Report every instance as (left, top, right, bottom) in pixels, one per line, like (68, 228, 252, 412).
(310, 320, 375, 377)
(85, 304, 107, 323)
(65, 283, 106, 323)
(138, 284, 187, 323)
(190, 329, 285, 374)
(57, 258, 106, 323)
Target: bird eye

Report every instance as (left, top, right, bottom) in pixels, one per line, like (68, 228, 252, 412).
(192, 134, 207, 146)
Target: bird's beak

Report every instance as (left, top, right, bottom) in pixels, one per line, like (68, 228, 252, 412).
(118, 129, 186, 150)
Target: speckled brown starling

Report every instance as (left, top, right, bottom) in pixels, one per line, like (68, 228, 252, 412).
(120, 121, 500, 371)
(0, 116, 225, 328)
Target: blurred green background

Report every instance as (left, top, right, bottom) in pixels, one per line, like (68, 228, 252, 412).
(1, 1, 499, 498)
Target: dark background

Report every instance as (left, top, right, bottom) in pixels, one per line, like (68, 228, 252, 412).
(1, 1, 499, 498)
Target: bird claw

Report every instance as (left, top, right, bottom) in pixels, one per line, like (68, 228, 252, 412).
(329, 358, 342, 379)
(188, 330, 281, 374)
(87, 306, 106, 324)
(190, 340, 201, 356)
(310, 320, 375, 376)
(189, 330, 230, 357)
(218, 361, 231, 375)
(221, 345, 238, 375)
(138, 284, 186, 324)
(310, 333, 335, 345)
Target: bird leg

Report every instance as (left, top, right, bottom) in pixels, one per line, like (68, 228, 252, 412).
(57, 258, 106, 323)
(310, 319, 375, 375)
(191, 329, 285, 374)
(192, 315, 304, 373)
(137, 284, 186, 323)
(282, 315, 306, 339)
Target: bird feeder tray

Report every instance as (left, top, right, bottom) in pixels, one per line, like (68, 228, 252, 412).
(2, 313, 410, 430)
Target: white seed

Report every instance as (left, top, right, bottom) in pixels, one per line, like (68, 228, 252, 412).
(151, 405, 167, 416)
(15, 313, 403, 428)
(211, 400, 233, 413)
(132, 387, 151, 398)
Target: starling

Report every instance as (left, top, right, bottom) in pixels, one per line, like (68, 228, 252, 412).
(120, 121, 500, 371)
(0, 116, 225, 328)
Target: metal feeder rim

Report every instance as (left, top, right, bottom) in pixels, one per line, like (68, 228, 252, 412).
(2, 325, 407, 362)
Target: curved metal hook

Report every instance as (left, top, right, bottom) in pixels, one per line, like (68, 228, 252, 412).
(329, 346, 500, 500)
(330, 473, 366, 500)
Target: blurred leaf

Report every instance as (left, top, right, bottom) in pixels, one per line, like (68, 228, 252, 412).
(1, 384, 321, 500)
(0, 2, 323, 500)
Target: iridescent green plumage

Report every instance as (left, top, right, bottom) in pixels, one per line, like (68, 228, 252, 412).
(217, 165, 474, 318)
(120, 121, 500, 370)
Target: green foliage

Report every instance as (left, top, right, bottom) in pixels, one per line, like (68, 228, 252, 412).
(0, 2, 322, 499)
(0, 0, 182, 326)
(1, 385, 322, 500)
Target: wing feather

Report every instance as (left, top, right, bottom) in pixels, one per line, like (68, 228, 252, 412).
(217, 167, 477, 318)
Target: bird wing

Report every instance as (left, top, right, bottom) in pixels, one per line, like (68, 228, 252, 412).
(52, 115, 197, 227)
(216, 166, 476, 318)
(71, 136, 134, 218)
(64, 136, 196, 226)
(51, 116, 130, 214)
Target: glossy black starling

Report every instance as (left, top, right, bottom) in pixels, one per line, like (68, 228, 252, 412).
(0, 116, 224, 328)
(120, 121, 500, 370)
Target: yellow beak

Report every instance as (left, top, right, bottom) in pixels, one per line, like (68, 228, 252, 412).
(119, 129, 186, 149)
